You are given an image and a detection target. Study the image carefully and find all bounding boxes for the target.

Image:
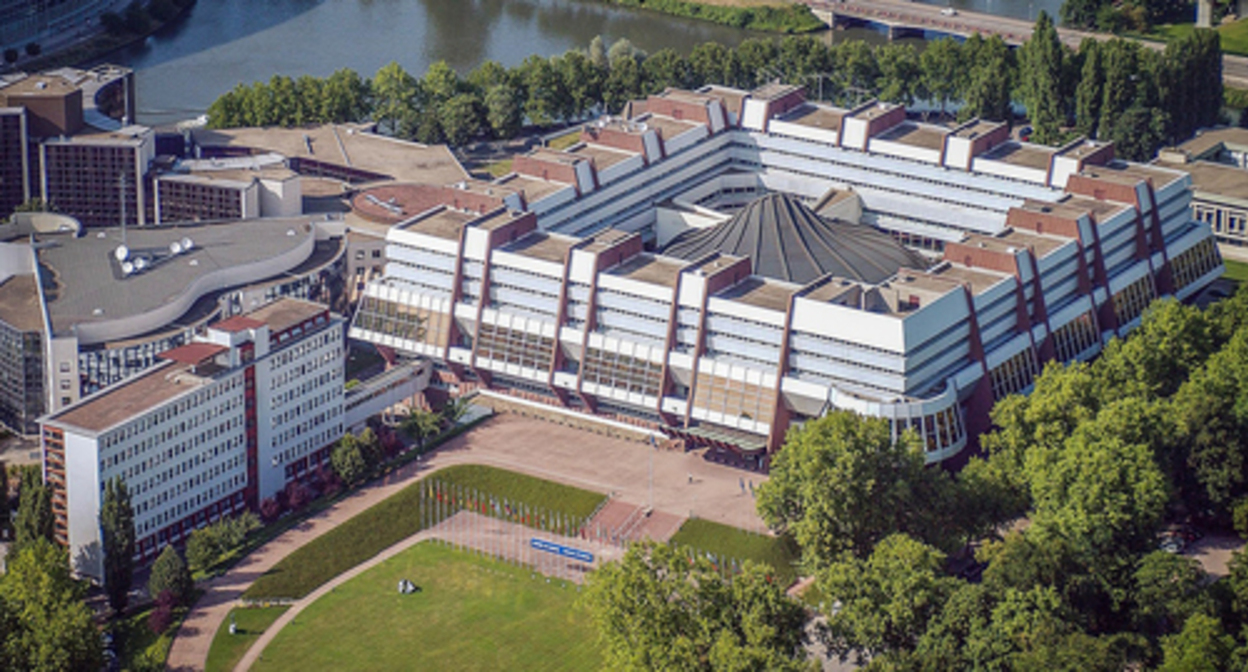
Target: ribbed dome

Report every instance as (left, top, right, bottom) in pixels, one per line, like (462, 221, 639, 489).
(662, 193, 929, 285)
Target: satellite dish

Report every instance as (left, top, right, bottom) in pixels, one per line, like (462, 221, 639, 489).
(181, 237, 194, 251)
(121, 261, 134, 275)
(114, 245, 129, 261)
(134, 257, 148, 271)
(170, 241, 183, 255)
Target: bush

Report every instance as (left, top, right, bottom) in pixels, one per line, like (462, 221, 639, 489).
(260, 497, 282, 522)
(100, 11, 125, 35)
(286, 481, 312, 511)
(148, 546, 192, 605)
(147, 601, 173, 635)
(23, 43, 39, 57)
(3, 48, 18, 64)
(186, 512, 262, 572)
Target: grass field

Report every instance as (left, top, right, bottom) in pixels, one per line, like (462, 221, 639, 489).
(1149, 19, 1248, 56)
(546, 132, 582, 151)
(110, 592, 198, 670)
(483, 158, 513, 178)
(252, 543, 602, 672)
(244, 464, 606, 600)
(669, 518, 801, 586)
(1224, 259, 1248, 284)
(205, 606, 289, 672)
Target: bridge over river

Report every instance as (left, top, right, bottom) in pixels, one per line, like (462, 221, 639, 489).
(802, 0, 1248, 87)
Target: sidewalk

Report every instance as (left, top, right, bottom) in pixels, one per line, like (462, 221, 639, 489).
(167, 414, 769, 671)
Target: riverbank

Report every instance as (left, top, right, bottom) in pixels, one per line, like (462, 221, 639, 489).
(593, 0, 824, 33)
(11, 0, 196, 73)
(1130, 18, 1248, 56)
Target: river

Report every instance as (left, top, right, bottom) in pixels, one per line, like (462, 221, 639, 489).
(102, 0, 1062, 126)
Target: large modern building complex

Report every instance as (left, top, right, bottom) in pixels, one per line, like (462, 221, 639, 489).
(1160, 127, 1248, 255)
(351, 85, 1223, 465)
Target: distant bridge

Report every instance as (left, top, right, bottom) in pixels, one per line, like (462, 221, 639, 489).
(800, 0, 1248, 88)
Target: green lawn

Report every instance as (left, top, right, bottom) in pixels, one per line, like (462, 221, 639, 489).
(668, 518, 801, 586)
(205, 606, 289, 672)
(546, 131, 582, 151)
(253, 543, 602, 672)
(110, 592, 198, 671)
(244, 464, 606, 600)
(483, 158, 513, 178)
(1224, 259, 1248, 284)
(1148, 19, 1248, 56)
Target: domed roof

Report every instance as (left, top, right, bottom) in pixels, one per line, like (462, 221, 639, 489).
(662, 193, 929, 285)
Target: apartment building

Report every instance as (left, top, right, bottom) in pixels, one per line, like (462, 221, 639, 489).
(41, 298, 345, 580)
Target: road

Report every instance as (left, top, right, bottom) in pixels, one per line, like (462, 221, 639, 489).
(803, 0, 1248, 88)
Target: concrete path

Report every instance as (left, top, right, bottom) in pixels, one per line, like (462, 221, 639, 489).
(167, 414, 769, 671)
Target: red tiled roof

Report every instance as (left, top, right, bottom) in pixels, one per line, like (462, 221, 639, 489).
(158, 342, 228, 364)
(213, 315, 264, 332)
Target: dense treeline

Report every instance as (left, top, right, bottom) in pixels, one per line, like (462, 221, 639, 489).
(1060, 0, 1193, 32)
(758, 286, 1248, 670)
(592, 0, 823, 33)
(207, 17, 1222, 161)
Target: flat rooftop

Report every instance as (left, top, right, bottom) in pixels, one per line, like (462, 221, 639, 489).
(715, 276, 797, 313)
(849, 102, 900, 121)
(1183, 160, 1248, 201)
(1176, 127, 1248, 159)
(953, 119, 1003, 139)
(245, 297, 327, 334)
(966, 228, 1069, 258)
(190, 124, 468, 185)
(49, 361, 204, 433)
(889, 270, 962, 306)
(1083, 161, 1187, 191)
(525, 147, 585, 166)
(701, 85, 747, 117)
(567, 143, 636, 169)
(1057, 139, 1110, 160)
(751, 83, 801, 101)
(656, 88, 717, 106)
(981, 142, 1053, 171)
(780, 104, 845, 132)
(399, 207, 476, 241)
(0, 274, 43, 333)
(495, 174, 571, 201)
(873, 122, 947, 151)
(1056, 194, 1130, 219)
(35, 217, 322, 337)
(926, 263, 1009, 295)
(45, 125, 150, 147)
(640, 113, 700, 139)
(501, 232, 578, 264)
(605, 253, 685, 289)
(185, 166, 298, 183)
(582, 228, 635, 252)
(802, 276, 864, 305)
(0, 74, 78, 97)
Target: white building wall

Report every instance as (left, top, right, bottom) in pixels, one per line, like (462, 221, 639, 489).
(65, 431, 102, 580)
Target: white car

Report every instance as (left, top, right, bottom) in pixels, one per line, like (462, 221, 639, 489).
(941, 7, 958, 15)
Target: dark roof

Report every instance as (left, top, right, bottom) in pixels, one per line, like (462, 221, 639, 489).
(662, 194, 929, 285)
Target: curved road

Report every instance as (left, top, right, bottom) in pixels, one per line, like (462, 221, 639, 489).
(165, 415, 769, 671)
(805, 0, 1248, 87)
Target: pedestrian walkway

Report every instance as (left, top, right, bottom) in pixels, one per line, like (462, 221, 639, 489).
(167, 415, 769, 671)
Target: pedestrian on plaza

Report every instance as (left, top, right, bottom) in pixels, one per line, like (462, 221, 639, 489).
(739, 477, 745, 495)
(748, 480, 754, 497)
(688, 472, 693, 484)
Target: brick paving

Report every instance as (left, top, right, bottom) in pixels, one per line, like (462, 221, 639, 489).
(167, 414, 769, 671)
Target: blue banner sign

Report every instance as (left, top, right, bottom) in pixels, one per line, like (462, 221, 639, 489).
(530, 538, 595, 563)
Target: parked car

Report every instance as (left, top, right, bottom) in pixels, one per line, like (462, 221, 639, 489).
(941, 7, 958, 16)
(1018, 125, 1033, 142)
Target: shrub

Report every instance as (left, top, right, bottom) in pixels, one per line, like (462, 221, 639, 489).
(286, 481, 312, 511)
(23, 43, 40, 57)
(148, 601, 173, 635)
(3, 48, 18, 64)
(260, 497, 282, 522)
(148, 546, 192, 605)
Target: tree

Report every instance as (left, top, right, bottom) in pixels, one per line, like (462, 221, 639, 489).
(875, 44, 924, 107)
(371, 61, 418, 135)
(148, 545, 192, 606)
(690, 42, 733, 89)
(331, 434, 368, 486)
(642, 49, 693, 95)
(920, 38, 964, 118)
(441, 396, 472, 426)
(757, 411, 965, 567)
(1132, 551, 1210, 638)
(588, 35, 609, 70)
(0, 539, 104, 672)
(960, 35, 1014, 122)
(101, 477, 135, 613)
(520, 55, 568, 128)
(558, 50, 605, 120)
(401, 408, 443, 452)
(422, 60, 461, 104)
(1158, 613, 1235, 671)
(439, 93, 485, 146)
(1173, 330, 1248, 516)
(1074, 39, 1104, 137)
(1061, 0, 1108, 29)
(12, 466, 53, 558)
(604, 54, 643, 113)
(320, 68, 371, 124)
(820, 534, 956, 663)
(485, 82, 524, 139)
(581, 541, 811, 672)
(24, 42, 40, 57)
(1018, 12, 1067, 145)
